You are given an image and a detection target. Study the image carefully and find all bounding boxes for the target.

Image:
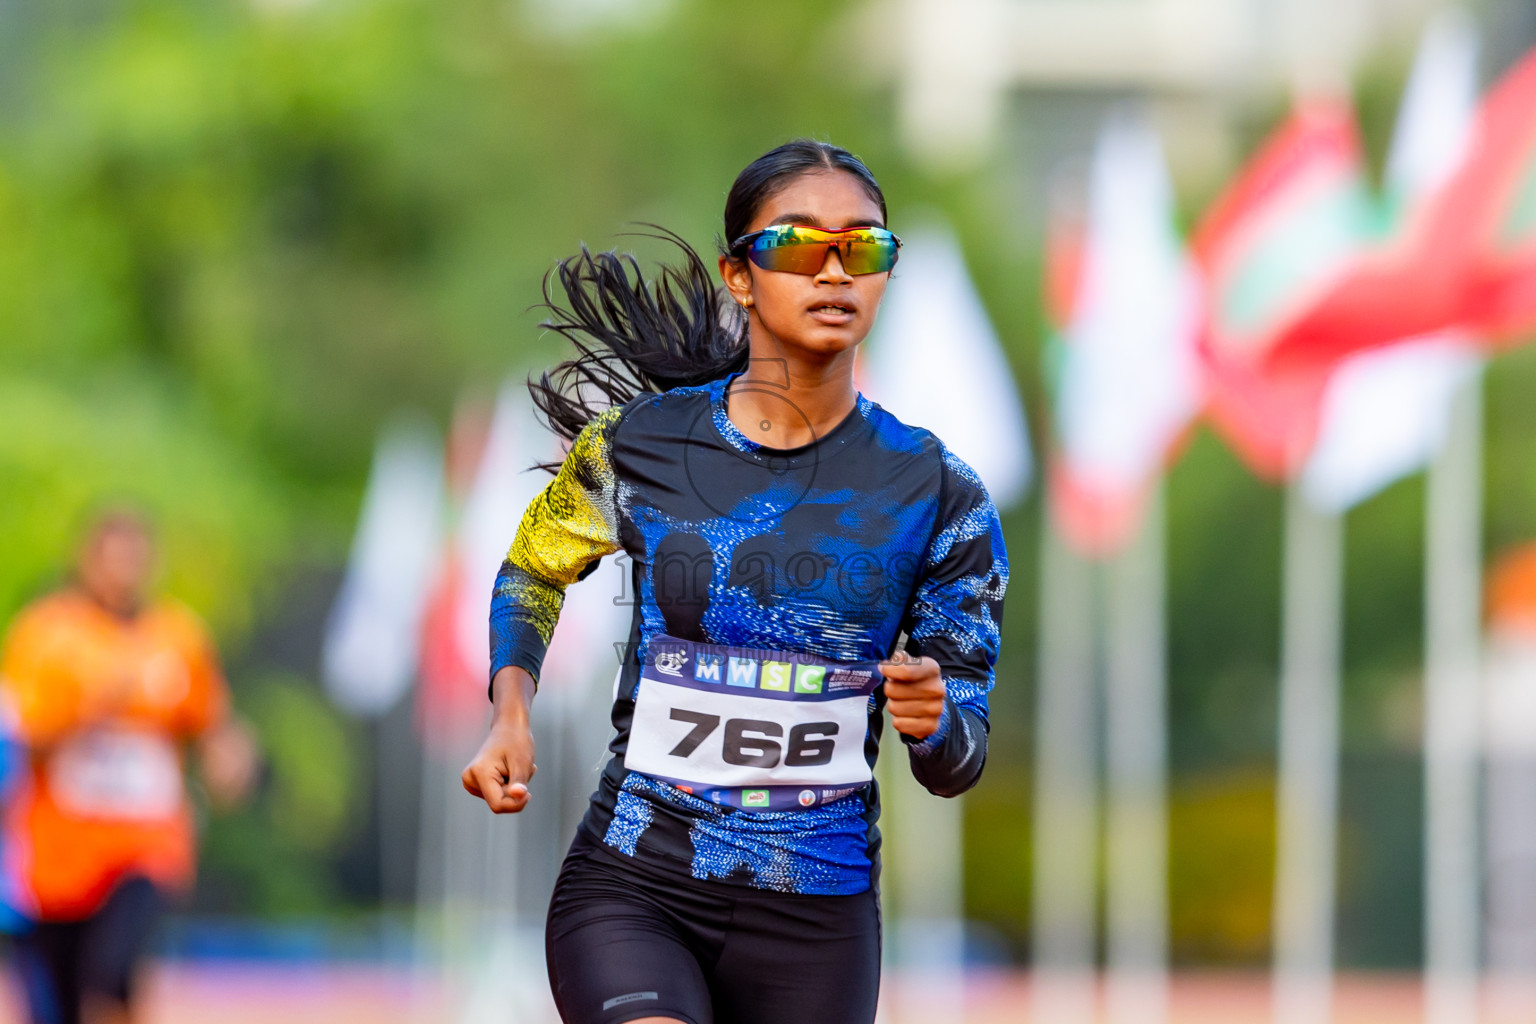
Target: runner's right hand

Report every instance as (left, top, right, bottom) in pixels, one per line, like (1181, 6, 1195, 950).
(461, 665, 538, 814)
(462, 721, 537, 813)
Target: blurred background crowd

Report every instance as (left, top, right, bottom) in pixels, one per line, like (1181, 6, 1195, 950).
(4, 0, 1536, 1021)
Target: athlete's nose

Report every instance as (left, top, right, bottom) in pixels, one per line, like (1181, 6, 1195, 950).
(814, 246, 854, 285)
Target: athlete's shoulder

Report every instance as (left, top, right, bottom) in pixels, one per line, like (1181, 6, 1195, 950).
(934, 440, 989, 498)
(857, 398, 970, 470)
(633, 380, 717, 410)
(859, 401, 992, 506)
(144, 597, 215, 646)
(602, 380, 720, 439)
(5, 591, 89, 642)
(856, 397, 939, 455)
(560, 399, 639, 474)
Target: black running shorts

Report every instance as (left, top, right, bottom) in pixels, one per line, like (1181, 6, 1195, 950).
(14, 875, 164, 1024)
(546, 832, 882, 1024)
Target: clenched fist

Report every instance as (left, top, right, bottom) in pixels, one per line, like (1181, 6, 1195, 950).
(881, 653, 946, 741)
(462, 666, 538, 814)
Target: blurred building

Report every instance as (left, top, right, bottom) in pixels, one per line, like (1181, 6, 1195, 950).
(861, 0, 1535, 198)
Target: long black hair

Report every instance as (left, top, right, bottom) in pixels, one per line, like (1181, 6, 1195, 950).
(528, 139, 887, 457)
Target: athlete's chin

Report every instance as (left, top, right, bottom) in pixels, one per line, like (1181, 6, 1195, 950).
(782, 324, 867, 359)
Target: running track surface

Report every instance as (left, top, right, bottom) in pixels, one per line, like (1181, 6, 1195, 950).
(1, 965, 1534, 1023)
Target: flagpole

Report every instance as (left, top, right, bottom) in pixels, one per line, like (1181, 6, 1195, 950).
(1032, 508, 1099, 1024)
(1423, 371, 1483, 1024)
(888, 746, 967, 1023)
(875, 741, 899, 1024)
(1105, 480, 1170, 1024)
(412, 739, 442, 1024)
(1272, 483, 1344, 1024)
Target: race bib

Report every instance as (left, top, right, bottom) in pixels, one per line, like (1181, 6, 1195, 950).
(47, 727, 183, 821)
(625, 636, 883, 812)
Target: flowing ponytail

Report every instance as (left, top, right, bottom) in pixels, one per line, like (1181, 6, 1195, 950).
(528, 139, 887, 461)
(529, 228, 748, 452)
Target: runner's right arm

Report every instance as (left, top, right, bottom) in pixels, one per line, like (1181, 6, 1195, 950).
(468, 406, 625, 814)
(488, 403, 625, 693)
(0, 604, 83, 748)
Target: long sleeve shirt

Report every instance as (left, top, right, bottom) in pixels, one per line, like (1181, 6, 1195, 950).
(490, 376, 1008, 895)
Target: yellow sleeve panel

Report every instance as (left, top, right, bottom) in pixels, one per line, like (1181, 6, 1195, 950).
(492, 406, 626, 674)
(507, 404, 624, 590)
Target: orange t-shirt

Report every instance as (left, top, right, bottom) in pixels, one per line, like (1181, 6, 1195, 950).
(0, 591, 228, 921)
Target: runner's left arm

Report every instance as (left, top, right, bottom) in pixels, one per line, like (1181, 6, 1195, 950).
(898, 448, 1009, 797)
(165, 604, 230, 737)
(488, 405, 624, 694)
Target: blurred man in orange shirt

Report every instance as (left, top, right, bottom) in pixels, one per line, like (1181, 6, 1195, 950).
(0, 510, 256, 1024)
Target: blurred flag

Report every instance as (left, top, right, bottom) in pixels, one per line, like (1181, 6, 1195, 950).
(460, 384, 628, 691)
(1269, 42, 1536, 371)
(1190, 100, 1372, 479)
(417, 541, 483, 751)
(860, 221, 1032, 509)
(416, 387, 549, 747)
(1302, 340, 1481, 511)
(416, 384, 628, 749)
(321, 416, 444, 717)
(1468, 47, 1536, 339)
(1300, 11, 1483, 512)
(455, 383, 551, 684)
(1045, 110, 1203, 555)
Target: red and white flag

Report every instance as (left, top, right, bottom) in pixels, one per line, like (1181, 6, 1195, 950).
(1300, 12, 1484, 511)
(1191, 100, 1371, 479)
(1045, 110, 1203, 555)
(1268, 41, 1536, 372)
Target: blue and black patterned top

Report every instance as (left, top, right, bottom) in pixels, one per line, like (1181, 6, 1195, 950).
(489, 374, 1008, 895)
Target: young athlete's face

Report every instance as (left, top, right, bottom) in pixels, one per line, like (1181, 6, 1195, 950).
(719, 170, 890, 361)
(78, 521, 155, 616)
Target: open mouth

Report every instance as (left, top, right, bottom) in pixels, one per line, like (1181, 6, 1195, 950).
(809, 303, 856, 321)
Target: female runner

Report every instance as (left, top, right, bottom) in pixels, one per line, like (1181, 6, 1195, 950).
(462, 139, 1008, 1024)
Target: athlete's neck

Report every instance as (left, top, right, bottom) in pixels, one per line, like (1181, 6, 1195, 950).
(725, 346, 858, 450)
(73, 583, 145, 623)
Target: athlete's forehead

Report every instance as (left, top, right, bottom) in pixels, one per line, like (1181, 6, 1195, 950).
(749, 172, 886, 234)
(84, 511, 155, 552)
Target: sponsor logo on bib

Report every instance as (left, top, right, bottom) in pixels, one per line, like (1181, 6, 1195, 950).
(827, 668, 874, 691)
(694, 653, 723, 683)
(794, 664, 825, 694)
(742, 789, 770, 808)
(655, 650, 688, 677)
(726, 657, 758, 688)
(761, 661, 792, 691)
(798, 789, 817, 807)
